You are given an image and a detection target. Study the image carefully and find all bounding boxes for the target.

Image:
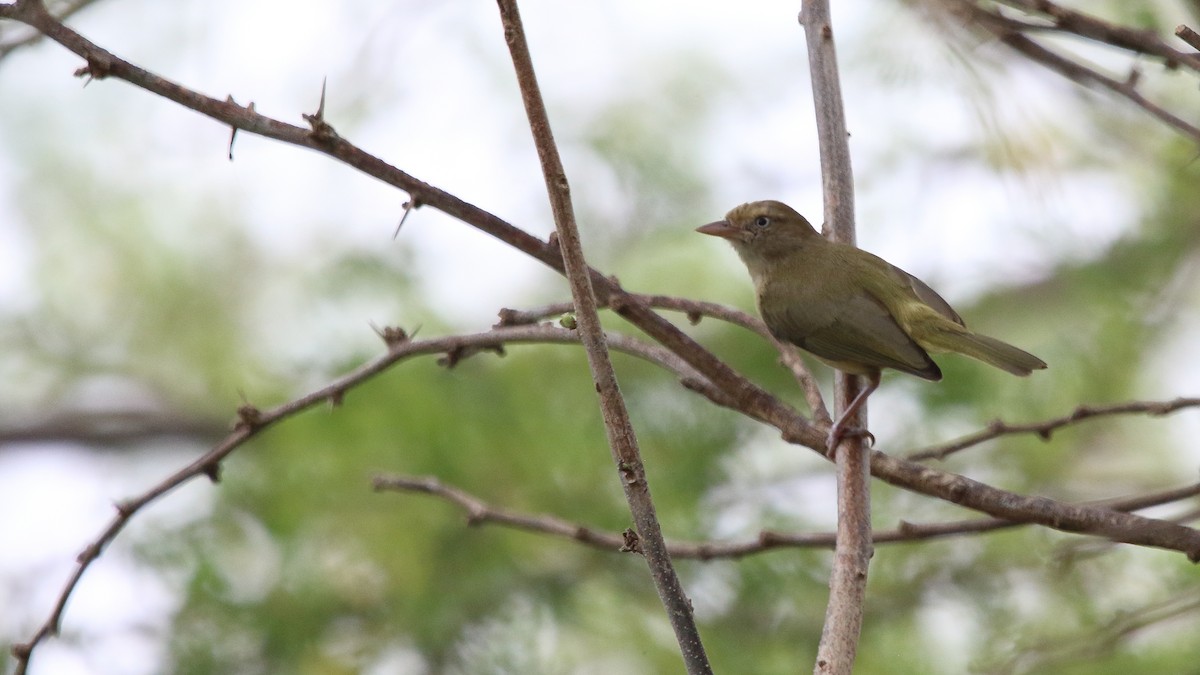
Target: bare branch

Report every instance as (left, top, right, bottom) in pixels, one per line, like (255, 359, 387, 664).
(908, 397, 1200, 461)
(800, 0, 870, 671)
(870, 450, 1200, 558)
(375, 474, 1200, 558)
(492, 1, 710, 671)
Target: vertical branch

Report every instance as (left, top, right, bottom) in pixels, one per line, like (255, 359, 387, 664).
(492, 2, 712, 673)
(799, 1, 873, 673)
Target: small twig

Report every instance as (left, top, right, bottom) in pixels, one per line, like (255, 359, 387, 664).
(493, 1, 710, 671)
(1178, 24, 1200, 52)
(907, 398, 1200, 461)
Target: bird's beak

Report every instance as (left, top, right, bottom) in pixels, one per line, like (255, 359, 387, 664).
(696, 220, 741, 240)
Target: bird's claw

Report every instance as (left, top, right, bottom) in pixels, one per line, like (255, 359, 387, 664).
(825, 426, 875, 457)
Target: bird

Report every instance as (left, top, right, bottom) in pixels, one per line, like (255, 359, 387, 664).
(697, 200, 1046, 452)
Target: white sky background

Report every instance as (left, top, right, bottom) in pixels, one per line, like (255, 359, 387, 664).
(1, 0, 1198, 673)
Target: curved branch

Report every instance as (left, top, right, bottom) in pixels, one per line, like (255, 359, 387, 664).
(494, 1, 710, 670)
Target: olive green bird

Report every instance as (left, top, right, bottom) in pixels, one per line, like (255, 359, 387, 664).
(698, 200, 1046, 451)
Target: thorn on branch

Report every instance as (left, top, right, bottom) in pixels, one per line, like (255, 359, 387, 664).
(620, 528, 643, 554)
(546, 231, 560, 253)
(73, 52, 113, 85)
(114, 499, 135, 517)
(234, 403, 262, 431)
(201, 461, 222, 483)
(393, 198, 422, 239)
(686, 310, 702, 325)
(225, 96, 254, 160)
(495, 308, 520, 326)
(375, 324, 411, 349)
(329, 388, 345, 408)
(302, 77, 339, 144)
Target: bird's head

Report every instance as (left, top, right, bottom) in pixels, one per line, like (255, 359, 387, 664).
(697, 200, 820, 263)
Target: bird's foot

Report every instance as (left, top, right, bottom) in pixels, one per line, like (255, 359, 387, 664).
(825, 425, 875, 458)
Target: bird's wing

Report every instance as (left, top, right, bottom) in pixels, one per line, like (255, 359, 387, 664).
(888, 263, 964, 326)
(767, 290, 942, 380)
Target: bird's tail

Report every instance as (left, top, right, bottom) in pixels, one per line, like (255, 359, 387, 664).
(922, 325, 1047, 376)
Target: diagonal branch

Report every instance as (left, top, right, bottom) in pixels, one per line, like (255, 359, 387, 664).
(493, 1, 710, 671)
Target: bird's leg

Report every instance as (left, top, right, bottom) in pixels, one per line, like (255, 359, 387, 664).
(826, 370, 880, 456)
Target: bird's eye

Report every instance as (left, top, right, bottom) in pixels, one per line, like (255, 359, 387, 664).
(754, 216, 770, 228)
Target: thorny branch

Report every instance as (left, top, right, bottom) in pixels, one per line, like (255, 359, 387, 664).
(4, 1, 1200, 671)
(374, 474, 1200, 559)
(5, 323, 721, 674)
